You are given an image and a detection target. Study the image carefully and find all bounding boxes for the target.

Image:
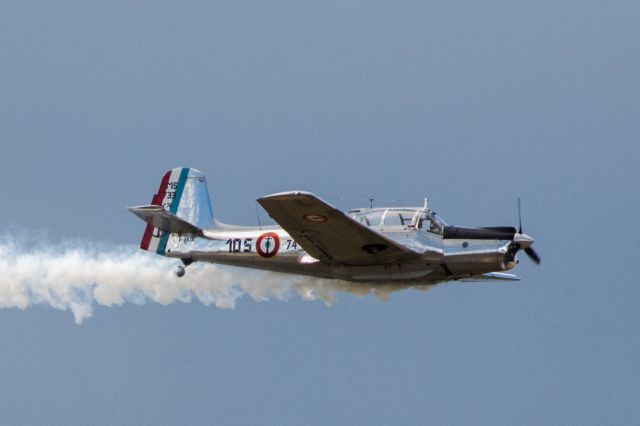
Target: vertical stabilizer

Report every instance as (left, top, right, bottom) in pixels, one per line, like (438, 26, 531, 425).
(139, 167, 214, 254)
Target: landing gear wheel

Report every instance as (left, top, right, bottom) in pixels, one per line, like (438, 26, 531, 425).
(175, 265, 186, 278)
(175, 258, 194, 278)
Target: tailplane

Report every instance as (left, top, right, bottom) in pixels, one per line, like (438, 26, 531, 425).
(129, 167, 214, 254)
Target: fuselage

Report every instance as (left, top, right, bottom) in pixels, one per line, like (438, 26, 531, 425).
(163, 207, 517, 284)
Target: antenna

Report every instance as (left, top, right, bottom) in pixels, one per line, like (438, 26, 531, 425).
(423, 197, 429, 210)
(369, 198, 374, 209)
(255, 204, 262, 229)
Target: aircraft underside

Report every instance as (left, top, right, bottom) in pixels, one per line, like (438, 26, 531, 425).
(165, 250, 450, 283)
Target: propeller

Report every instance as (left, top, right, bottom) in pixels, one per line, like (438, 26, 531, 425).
(524, 246, 541, 264)
(517, 197, 522, 234)
(514, 197, 541, 265)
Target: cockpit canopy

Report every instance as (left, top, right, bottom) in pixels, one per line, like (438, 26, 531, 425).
(347, 208, 447, 235)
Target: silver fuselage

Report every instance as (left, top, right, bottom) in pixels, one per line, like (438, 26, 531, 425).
(163, 218, 517, 284)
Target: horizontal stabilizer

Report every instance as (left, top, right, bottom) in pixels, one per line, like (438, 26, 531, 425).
(128, 205, 203, 236)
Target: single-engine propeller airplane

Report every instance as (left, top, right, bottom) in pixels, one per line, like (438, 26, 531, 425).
(129, 167, 540, 283)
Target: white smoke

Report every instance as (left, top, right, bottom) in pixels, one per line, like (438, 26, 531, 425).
(0, 233, 434, 324)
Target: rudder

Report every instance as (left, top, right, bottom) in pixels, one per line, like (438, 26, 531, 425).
(139, 167, 214, 254)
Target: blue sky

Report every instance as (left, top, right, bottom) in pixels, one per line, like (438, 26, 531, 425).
(1, 1, 638, 424)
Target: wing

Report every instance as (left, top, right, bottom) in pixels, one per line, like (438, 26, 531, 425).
(257, 191, 422, 266)
(457, 272, 521, 282)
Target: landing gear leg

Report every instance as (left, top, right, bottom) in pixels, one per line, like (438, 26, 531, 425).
(175, 258, 194, 278)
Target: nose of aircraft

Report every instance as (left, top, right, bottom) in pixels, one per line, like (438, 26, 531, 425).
(511, 233, 540, 265)
(514, 198, 541, 264)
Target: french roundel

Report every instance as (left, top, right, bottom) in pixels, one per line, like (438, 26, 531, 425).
(256, 232, 280, 258)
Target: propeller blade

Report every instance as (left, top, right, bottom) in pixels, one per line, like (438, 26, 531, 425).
(524, 246, 541, 265)
(517, 197, 522, 234)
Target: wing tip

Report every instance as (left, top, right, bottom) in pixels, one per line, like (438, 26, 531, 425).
(258, 191, 316, 201)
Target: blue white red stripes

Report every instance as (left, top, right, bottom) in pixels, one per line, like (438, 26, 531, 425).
(140, 171, 172, 251)
(140, 168, 190, 255)
(156, 168, 190, 255)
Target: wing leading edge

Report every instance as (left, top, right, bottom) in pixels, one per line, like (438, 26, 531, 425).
(257, 191, 422, 266)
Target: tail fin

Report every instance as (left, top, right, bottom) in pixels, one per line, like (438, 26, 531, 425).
(136, 167, 214, 254)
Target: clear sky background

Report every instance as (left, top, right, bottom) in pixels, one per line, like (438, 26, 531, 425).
(1, 1, 638, 424)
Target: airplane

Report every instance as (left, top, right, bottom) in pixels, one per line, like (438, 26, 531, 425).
(128, 167, 540, 284)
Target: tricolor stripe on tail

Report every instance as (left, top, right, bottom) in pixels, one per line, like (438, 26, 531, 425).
(136, 167, 214, 255)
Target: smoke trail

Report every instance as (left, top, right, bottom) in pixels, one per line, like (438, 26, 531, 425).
(0, 233, 434, 324)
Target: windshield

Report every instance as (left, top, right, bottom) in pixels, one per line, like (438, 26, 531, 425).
(417, 211, 446, 235)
